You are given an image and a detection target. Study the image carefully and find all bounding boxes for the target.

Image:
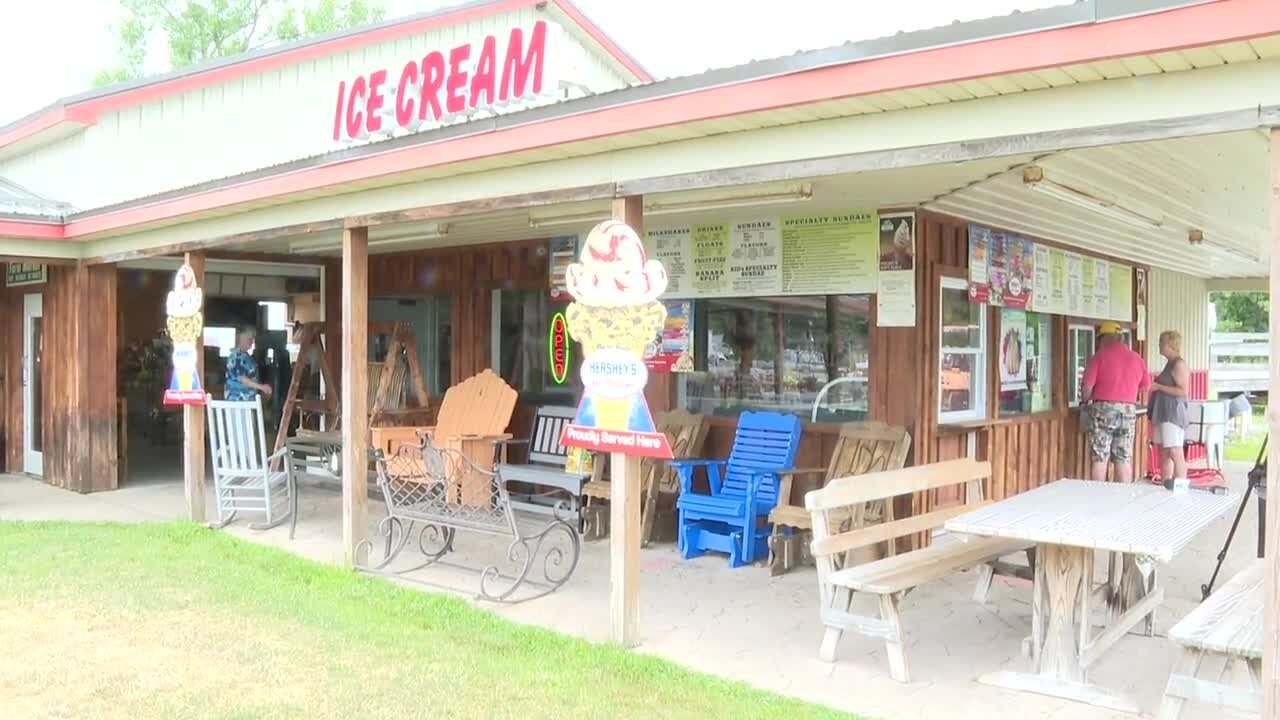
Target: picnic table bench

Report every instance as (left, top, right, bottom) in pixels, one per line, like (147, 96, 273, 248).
(805, 457, 1031, 682)
(1158, 559, 1263, 719)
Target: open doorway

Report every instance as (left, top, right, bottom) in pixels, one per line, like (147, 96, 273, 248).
(116, 260, 323, 486)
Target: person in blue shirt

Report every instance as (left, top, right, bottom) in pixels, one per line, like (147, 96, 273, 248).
(224, 326, 273, 401)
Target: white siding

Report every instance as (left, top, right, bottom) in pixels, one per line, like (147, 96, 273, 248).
(0, 6, 629, 211)
(1146, 268, 1210, 369)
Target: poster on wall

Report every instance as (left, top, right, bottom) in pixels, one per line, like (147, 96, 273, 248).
(1048, 248, 1068, 315)
(968, 225, 1032, 307)
(876, 213, 916, 326)
(1109, 263, 1133, 323)
(728, 219, 783, 294)
(645, 211, 878, 299)
(967, 225, 993, 303)
(1031, 244, 1052, 313)
(645, 300, 694, 372)
(691, 223, 731, 295)
(646, 226, 692, 296)
(548, 236, 580, 302)
(781, 211, 878, 295)
(1066, 252, 1084, 316)
(1080, 256, 1097, 318)
(999, 309, 1028, 391)
(162, 263, 208, 406)
(1135, 267, 1148, 341)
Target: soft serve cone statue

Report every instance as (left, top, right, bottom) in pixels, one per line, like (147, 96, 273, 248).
(561, 221, 673, 458)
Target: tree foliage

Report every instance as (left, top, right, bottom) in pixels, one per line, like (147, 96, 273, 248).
(1211, 291, 1269, 333)
(95, 0, 385, 86)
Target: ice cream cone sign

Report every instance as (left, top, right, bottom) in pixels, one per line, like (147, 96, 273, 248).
(560, 220, 673, 459)
(162, 263, 208, 406)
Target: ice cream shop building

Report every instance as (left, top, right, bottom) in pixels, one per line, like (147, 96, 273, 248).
(0, 0, 1276, 562)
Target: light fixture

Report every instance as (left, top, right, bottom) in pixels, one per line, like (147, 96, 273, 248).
(1188, 229, 1204, 244)
(288, 225, 450, 254)
(527, 185, 815, 228)
(1022, 166, 1163, 230)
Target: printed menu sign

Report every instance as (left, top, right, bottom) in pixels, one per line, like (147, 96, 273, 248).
(647, 226, 692, 296)
(728, 219, 782, 294)
(691, 223, 730, 295)
(646, 211, 878, 299)
(1109, 264, 1133, 322)
(781, 211, 878, 295)
(1031, 244, 1052, 313)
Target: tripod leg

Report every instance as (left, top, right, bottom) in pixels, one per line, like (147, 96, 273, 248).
(1202, 480, 1254, 600)
(1259, 492, 1267, 559)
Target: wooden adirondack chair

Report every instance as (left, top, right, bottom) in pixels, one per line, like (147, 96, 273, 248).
(766, 422, 911, 575)
(673, 411, 803, 568)
(374, 369, 517, 506)
(581, 409, 709, 545)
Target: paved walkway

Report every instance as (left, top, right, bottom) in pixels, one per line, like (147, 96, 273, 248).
(0, 467, 1262, 719)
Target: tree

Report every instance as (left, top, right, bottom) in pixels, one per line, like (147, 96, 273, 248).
(94, 0, 386, 86)
(1211, 291, 1269, 333)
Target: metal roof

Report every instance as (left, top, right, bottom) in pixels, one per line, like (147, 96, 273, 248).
(0, 177, 71, 219)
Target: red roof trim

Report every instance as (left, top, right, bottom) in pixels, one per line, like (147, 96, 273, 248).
(22, 0, 1280, 241)
(0, 220, 68, 240)
(0, 0, 649, 152)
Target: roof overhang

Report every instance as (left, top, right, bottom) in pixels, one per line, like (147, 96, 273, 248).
(3, 0, 1279, 247)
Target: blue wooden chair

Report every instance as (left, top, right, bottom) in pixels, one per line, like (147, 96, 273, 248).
(673, 411, 803, 568)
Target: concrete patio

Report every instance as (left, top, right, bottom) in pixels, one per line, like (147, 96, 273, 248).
(0, 465, 1262, 720)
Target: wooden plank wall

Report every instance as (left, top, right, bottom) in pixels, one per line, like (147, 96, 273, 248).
(324, 238, 550, 434)
(1, 269, 28, 473)
(42, 265, 119, 492)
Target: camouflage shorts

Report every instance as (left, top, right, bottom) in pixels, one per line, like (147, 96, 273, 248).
(1086, 402, 1136, 464)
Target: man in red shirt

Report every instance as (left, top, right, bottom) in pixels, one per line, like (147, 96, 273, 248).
(1082, 321, 1150, 482)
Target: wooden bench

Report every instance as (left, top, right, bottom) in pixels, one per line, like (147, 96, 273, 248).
(1157, 559, 1262, 719)
(496, 405, 590, 527)
(805, 457, 1031, 682)
(767, 422, 910, 575)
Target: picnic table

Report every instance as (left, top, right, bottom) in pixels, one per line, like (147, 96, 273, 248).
(945, 479, 1235, 713)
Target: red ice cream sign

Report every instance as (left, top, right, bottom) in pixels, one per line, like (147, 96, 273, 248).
(333, 20, 552, 142)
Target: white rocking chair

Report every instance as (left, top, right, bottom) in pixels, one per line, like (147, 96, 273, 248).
(207, 398, 293, 530)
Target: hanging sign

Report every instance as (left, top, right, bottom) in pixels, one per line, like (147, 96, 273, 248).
(162, 263, 208, 406)
(561, 220, 673, 459)
(549, 312, 570, 384)
(6, 263, 46, 286)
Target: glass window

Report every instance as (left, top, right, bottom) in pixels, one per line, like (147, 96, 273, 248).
(938, 277, 987, 423)
(681, 295, 871, 420)
(369, 296, 452, 395)
(999, 310, 1053, 416)
(495, 290, 581, 401)
(1068, 325, 1095, 407)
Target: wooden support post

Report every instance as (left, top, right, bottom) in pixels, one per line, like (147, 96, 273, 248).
(1264, 127, 1280, 719)
(341, 227, 370, 567)
(610, 452, 642, 646)
(608, 194, 645, 647)
(183, 252, 207, 522)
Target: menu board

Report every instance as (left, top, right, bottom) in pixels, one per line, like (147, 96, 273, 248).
(647, 226, 692, 296)
(968, 224, 1133, 322)
(781, 212, 878, 295)
(646, 211, 878, 299)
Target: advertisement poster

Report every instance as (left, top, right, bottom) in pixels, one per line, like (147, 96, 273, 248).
(1027, 313, 1052, 413)
(1031, 244, 1052, 313)
(876, 213, 916, 326)
(781, 211, 878, 295)
(728, 219, 783, 294)
(548, 236, 579, 302)
(645, 300, 694, 372)
(968, 224, 993, 303)
(999, 309, 1028, 391)
(691, 223, 731, 295)
(163, 263, 208, 406)
(645, 226, 693, 296)
(1135, 268, 1148, 341)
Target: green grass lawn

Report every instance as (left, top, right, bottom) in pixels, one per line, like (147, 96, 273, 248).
(0, 522, 858, 720)
(1224, 406, 1266, 463)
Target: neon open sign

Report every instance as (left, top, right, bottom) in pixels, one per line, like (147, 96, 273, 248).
(549, 312, 570, 384)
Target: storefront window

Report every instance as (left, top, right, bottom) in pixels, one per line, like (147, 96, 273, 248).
(370, 296, 451, 395)
(681, 295, 870, 420)
(938, 277, 987, 423)
(495, 290, 581, 401)
(1068, 325, 1095, 407)
(998, 310, 1053, 416)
